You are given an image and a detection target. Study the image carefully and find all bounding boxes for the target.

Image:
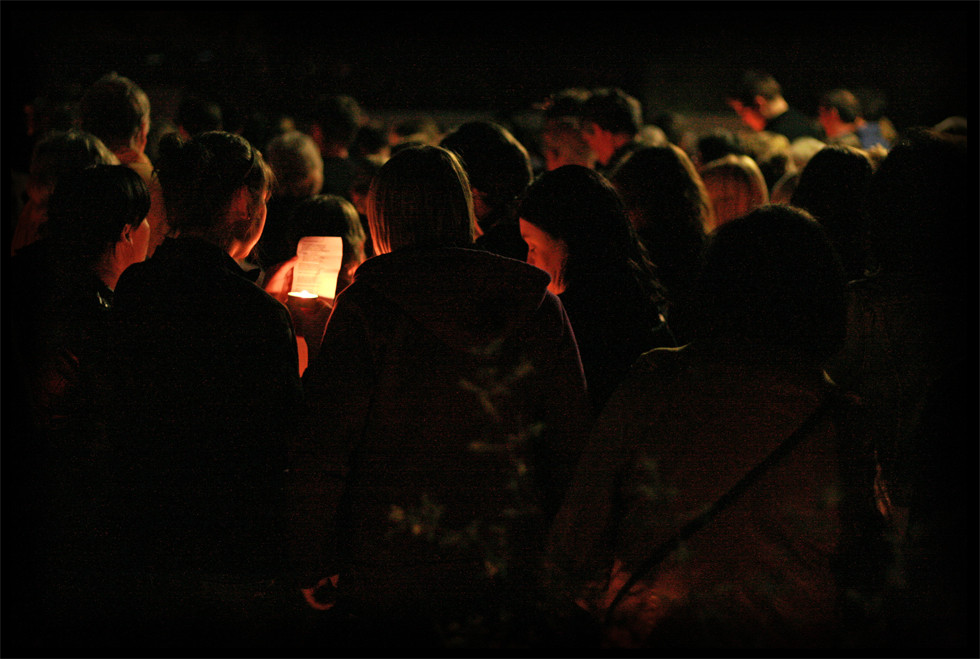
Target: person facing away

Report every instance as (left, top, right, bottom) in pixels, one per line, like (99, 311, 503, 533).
(292, 145, 591, 647)
(791, 143, 875, 282)
(726, 70, 821, 143)
(518, 165, 675, 414)
(546, 205, 892, 649)
(103, 130, 305, 647)
(609, 145, 712, 345)
(440, 120, 534, 262)
(79, 72, 168, 257)
(256, 130, 325, 270)
(9, 129, 120, 256)
(699, 154, 769, 231)
(7, 164, 151, 648)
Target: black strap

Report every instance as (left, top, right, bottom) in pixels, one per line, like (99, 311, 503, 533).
(604, 394, 839, 624)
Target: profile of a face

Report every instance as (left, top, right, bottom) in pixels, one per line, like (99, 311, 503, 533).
(519, 218, 568, 295)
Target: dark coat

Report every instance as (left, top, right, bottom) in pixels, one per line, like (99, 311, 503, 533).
(106, 236, 304, 579)
(293, 246, 591, 621)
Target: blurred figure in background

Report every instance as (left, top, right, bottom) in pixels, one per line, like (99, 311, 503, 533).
(817, 89, 864, 149)
(441, 120, 534, 262)
(9, 129, 119, 255)
(726, 70, 820, 142)
(538, 87, 597, 172)
(308, 94, 363, 199)
(176, 95, 224, 139)
(79, 72, 169, 257)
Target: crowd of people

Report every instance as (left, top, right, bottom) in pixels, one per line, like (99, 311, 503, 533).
(4, 68, 973, 652)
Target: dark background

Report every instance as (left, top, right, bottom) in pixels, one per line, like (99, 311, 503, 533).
(3, 3, 974, 134)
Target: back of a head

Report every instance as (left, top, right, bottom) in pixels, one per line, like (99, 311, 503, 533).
(701, 155, 769, 228)
(440, 121, 533, 211)
(46, 164, 150, 263)
(728, 70, 782, 106)
(582, 87, 642, 137)
(367, 145, 476, 255)
(29, 129, 118, 195)
(154, 131, 273, 240)
(79, 73, 150, 150)
(612, 144, 713, 235)
(867, 127, 968, 280)
(818, 89, 862, 123)
(697, 130, 744, 168)
(519, 165, 640, 287)
(314, 94, 362, 148)
(738, 131, 793, 191)
(290, 194, 366, 284)
(177, 96, 224, 136)
(264, 131, 324, 198)
(694, 204, 846, 366)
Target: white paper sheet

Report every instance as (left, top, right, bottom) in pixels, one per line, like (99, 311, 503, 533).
(290, 236, 344, 300)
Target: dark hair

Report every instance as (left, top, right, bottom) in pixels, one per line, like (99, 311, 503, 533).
(866, 127, 968, 280)
(177, 96, 223, 135)
(313, 94, 362, 148)
(611, 145, 711, 298)
(289, 194, 366, 288)
(519, 165, 664, 304)
(367, 145, 476, 255)
(440, 121, 533, 212)
(692, 204, 846, 365)
(791, 144, 874, 280)
(79, 72, 150, 149)
(819, 89, 862, 124)
(582, 87, 642, 136)
(155, 131, 273, 243)
(697, 129, 744, 167)
(264, 130, 323, 198)
(728, 70, 782, 106)
(46, 164, 150, 264)
(29, 129, 117, 193)
(351, 125, 389, 159)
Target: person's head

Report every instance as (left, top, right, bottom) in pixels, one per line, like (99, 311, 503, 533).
(177, 96, 223, 138)
(79, 72, 151, 153)
(518, 165, 655, 298)
(289, 194, 367, 291)
(817, 88, 862, 139)
(264, 130, 324, 199)
(389, 116, 442, 147)
(581, 88, 643, 165)
(440, 121, 533, 224)
(310, 94, 362, 156)
(366, 145, 476, 256)
(791, 144, 874, 280)
(866, 127, 968, 282)
(155, 131, 274, 259)
(695, 129, 744, 170)
(700, 154, 769, 230)
(350, 124, 391, 165)
(738, 130, 794, 193)
(611, 144, 713, 236)
(692, 204, 846, 366)
(610, 145, 711, 300)
(27, 129, 119, 209)
(726, 70, 785, 132)
(46, 164, 152, 279)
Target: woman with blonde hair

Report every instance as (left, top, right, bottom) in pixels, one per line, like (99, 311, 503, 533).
(700, 154, 768, 230)
(295, 145, 591, 647)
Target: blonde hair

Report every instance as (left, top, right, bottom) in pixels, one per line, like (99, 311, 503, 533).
(701, 154, 768, 231)
(367, 145, 476, 255)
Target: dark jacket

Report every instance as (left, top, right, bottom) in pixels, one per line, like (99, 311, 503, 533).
(765, 107, 821, 142)
(106, 236, 304, 579)
(559, 266, 675, 414)
(294, 246, 591, 620)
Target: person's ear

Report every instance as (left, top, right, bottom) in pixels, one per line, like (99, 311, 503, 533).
(120, 223, 134, 244)
(752, 95, 768, 113)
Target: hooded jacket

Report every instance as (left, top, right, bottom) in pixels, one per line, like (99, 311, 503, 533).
(293, 246, 591, 617)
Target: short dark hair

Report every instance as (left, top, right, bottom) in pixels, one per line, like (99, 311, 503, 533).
(177, 96, 223, 135)
(79, 73, 150, 149)
(46, 164, 150, 264)
(440, 121, 533, 211)
(819, 89, 862, 124)
(29, 129, 117, 193)
(582, 88, 642, 136)
(313, 94, 362, 148)
(728, 70, 782, 106)
(693, 204, 846, 365)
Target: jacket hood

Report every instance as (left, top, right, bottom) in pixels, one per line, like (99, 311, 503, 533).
(350, 247, 551, 352)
